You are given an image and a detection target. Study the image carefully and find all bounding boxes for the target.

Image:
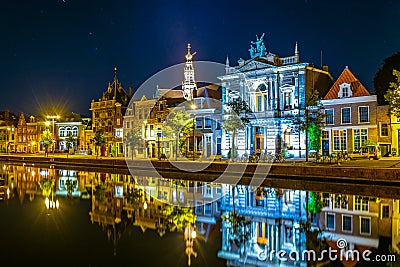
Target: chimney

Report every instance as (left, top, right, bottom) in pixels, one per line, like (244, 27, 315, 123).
(322, 65, 329, 72)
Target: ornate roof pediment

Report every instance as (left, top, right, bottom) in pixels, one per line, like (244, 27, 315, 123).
(237, 59, 275, 72)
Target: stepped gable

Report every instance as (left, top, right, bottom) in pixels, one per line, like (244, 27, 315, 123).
(324, 66, 370, 100)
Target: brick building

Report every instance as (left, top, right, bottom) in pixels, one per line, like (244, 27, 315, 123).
(321, 66, 391, 156)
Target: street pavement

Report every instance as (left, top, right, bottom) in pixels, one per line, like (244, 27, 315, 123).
(2, 152, 400, 169)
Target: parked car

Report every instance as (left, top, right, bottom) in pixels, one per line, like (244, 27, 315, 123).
(348, 145, 381, 160)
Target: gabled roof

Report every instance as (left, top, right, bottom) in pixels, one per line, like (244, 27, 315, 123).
(324, 67, 370, 100)
(100, 73, 130, 106)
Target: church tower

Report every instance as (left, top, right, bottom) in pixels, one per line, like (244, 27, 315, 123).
(182, 43, 197, 101)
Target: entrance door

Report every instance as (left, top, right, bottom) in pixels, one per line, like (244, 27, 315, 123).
(205, 135, 212, 157)
(322, 140, 329, 156)
(254, 127, 263, 154)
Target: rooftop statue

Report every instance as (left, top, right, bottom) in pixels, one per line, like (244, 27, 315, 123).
(249, 33, 266, 58)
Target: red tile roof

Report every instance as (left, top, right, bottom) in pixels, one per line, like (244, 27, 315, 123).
(323, 67, 370, 100)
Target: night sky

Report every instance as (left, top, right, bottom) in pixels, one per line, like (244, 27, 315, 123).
(1, 0, 400, 117)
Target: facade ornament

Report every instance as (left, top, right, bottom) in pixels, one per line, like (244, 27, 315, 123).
(249, 33, 267, 58)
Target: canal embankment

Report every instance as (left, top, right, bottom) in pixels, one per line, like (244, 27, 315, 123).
(0, 154, 399, 183)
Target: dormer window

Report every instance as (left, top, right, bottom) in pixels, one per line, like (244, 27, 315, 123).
(338, 83, 352, 98)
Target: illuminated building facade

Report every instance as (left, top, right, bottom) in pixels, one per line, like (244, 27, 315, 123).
(90, 68, 132, 157)
(218, 34, 333, 158)
(218, 185, 307, 266)
(321, 67, 391, 156)
(319, 193, 392, 266)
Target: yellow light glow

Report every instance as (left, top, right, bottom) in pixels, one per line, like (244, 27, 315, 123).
(45, 197, 50, 209)
(143, 201, 148, 210)
(191, 104, 196, 110)
(56, 200, 59, 209)
(191, 230, 197, 239)
(45, 121, 50, 126)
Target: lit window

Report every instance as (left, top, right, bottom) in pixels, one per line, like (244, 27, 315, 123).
(381, 123, 389, 137)
(342, 215, 352, 232)
(334, 194, 348, 210)
(204, 203, 212, 215)
(195, 117, 202, 129)
(354, 129, 368, 150)
(341, 108, 351, 124)
(257, 95, 263, 111)
(325, 109, 334, 124)
(326, 213, 335, 230)
(360, 217, 371, 235)
(382, 205, 390, 219)
(333, 130, 347, 151)
(354, 196, 369, 212)
(359, 106, 369, 123)
(204, 116, 212, 129)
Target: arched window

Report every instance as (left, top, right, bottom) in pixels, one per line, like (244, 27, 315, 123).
(59, 127, 65, 137)
(72, 126, 78, 137)
(66, 127, 71, 136)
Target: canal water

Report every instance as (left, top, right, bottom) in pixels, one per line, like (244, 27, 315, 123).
(0, 162, 398, 266)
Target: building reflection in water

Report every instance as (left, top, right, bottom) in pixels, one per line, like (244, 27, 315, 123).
(1, 162, 400, 266)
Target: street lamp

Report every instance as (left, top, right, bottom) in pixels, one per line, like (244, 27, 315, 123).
(157, 130, 162, 160)
(191, 104, 196, 161)
(6, 127, 10, 154)
(143, 120, 147, 158)
(46, 115, 60, 156)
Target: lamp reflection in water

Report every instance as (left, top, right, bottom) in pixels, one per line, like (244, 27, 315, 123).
(184, 224, 197, 266)
(45, 197, 59, 209)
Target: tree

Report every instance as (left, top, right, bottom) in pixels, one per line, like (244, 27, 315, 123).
(163, 109, 192, 160)
(124, 127, 143, 159)
(65, 178, 74, 198)
(385, 69, 400, 117)
(65, 133, 75, 158)
(39, 178, 54, 198)
(374, 52, 400, 105)
(305, 191, 322, 216)
(221, 211, 251, 251)
(40, 129, 54, 157)
(164, 205, 196, 232)
(92, 129, 106, 158)
(308, 123, 322, 152)
(222, 99, 251, 161)
(286, 90, 326, 162)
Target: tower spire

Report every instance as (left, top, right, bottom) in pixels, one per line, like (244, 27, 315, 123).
(182, 43, 197, 101)
(225, 55, 230, 74)
(294, 42, 299, 63)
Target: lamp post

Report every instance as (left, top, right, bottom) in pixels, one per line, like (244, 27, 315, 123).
(6, 127, 10, 154)
(143, 120, 147, 158)
(46, 115, 60, 156)
(191, 104, 196, 161)
(157, 130, 161, 160)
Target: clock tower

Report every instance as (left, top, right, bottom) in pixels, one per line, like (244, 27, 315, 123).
(182, 43, 197, 101)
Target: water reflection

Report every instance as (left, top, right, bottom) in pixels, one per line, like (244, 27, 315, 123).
(0, 162, 399, 266)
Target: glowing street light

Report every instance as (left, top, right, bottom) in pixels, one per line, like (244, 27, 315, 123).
(46, 115, 60, 156)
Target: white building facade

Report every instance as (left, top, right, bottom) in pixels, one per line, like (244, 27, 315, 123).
(218, 34, 332, 158)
